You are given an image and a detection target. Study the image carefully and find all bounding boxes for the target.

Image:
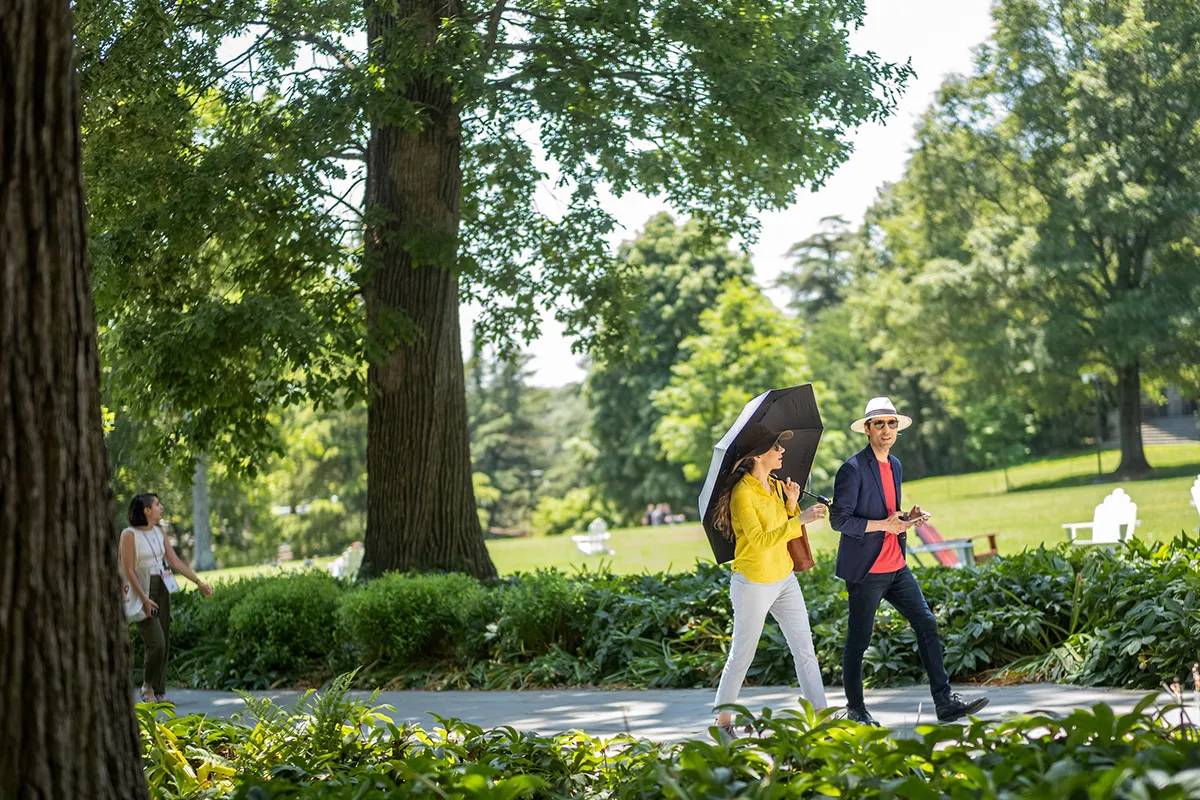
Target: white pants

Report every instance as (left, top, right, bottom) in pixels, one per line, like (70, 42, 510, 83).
(713, 571, 828, 713)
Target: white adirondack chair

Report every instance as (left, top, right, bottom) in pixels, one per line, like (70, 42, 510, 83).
(572, 517, 615, 556)
(327, 543, 364, 580)
(1190, 475, 1200, 531)
(1063, 488, 1141, 547)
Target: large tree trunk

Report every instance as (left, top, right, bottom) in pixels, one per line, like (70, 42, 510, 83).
(1114, 361, 1152, 477)
(0, 1, 148, 796)
(191, 453, 216, 571)
(360, 0, 497, 581)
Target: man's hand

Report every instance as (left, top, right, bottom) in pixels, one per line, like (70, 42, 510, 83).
(782, 477, 801, 508)
(882, 512, 911, 534)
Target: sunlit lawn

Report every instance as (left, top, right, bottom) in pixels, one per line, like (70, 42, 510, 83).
(198, 556, 338, 585)
(491, 444, 1200, 575)
(198, 444, 1200, 581)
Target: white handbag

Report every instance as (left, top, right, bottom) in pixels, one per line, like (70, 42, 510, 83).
(123, 579, 148, 623)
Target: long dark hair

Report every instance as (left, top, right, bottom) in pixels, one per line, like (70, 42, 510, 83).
(128, 493, 159, 527)
(713, 457, 755, 541)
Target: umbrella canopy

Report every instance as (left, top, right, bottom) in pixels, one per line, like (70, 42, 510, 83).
(697, 384, 824, 563)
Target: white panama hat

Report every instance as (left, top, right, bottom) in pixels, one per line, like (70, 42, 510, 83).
(850, 396, 913, 434)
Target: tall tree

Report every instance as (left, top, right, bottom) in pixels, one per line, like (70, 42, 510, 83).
(933, 0, 1200, 476)
(588, 213, 755, 518)
(191, 454, 217, 571)
(467, 346, 541, 529)
(775, 214, 857, 315)
(653, 280, 847, 490)
(77, 0, 363, 517)
(0, 0, 147, 795)
(78, 0, 913, 578)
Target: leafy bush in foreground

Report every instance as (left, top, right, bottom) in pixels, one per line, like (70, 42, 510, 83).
(140, 675, 1200, 799)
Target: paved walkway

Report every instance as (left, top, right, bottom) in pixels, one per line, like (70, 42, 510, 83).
(162, 684, 1180, 742)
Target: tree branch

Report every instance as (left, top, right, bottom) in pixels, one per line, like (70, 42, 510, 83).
(246, 18, 358, 71)
(482, 0, 509, 68)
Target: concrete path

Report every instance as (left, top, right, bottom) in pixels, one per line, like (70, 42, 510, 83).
(160, 684, 1183, 742)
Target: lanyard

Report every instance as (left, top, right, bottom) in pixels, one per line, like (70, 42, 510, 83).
(140, 527, 163, 563)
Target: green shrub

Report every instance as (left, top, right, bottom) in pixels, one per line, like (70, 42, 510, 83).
(154, 534, 1200, 693)
(141, 683, 1200, 800)
(493, 569, 596, 656)
(337, 572, 492, 665)
(226, 572, 345, 680)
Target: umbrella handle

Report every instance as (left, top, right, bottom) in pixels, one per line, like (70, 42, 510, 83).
(802, 489, 832, 506)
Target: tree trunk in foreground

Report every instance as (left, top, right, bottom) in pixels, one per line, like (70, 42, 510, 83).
(361, 0, 497, 581)
(0, 1, 149, 795)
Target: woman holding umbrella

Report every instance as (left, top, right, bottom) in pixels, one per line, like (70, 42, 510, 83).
(711, 422, 828, 738)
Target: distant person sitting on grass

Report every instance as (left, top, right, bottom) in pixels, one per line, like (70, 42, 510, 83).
(642, 504, 655, 527)
(120, 493, 213, 704)
(830, 397, 988, 726)
(651, 504, 666, 526)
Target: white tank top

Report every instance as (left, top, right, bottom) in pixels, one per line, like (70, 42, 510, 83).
(128, 526, 165, 576)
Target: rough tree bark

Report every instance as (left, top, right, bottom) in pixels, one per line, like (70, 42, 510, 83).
(0, 1, 149, 796)
(1114, 361, 1151, 477)
(361, 0, 497, 581)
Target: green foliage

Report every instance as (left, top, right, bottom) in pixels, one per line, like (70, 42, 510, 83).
(493, 570, 597, 658)
(467, 347, 545, 530)
(226, 572, 346, 681)
(156, 535, 1200, 694)
(77, 0, 364, 476)
(530, 487, 616, 537)
(79, 0, 913, 567)
(775, 214, 858, 316)
(141, 681, 1200, 799)
(338, 573, 492, 665)
(653, 280, 847, 486)
(472, 472, 501, 529)
(588, 214, 758, 520)
(263, 401, 368, 560)
(893, 0, 1200, 472)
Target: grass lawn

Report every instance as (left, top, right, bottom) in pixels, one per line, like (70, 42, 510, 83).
(491, 444, 1200, 575)
(198, 556, 338, 585)
(198, 444, 1200, 581)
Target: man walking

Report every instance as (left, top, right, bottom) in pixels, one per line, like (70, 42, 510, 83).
(830, 397, 988, 726)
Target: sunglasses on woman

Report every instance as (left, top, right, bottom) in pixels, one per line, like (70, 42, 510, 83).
(870, 418, 900, 430)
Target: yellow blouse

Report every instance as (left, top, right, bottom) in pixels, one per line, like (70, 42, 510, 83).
(730, 472, 806, 584)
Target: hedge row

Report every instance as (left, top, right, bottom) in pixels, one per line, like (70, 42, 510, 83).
(144, 533, 1200, 692)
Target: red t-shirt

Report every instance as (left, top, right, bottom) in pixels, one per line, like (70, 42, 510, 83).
(870, 458, 907, 573)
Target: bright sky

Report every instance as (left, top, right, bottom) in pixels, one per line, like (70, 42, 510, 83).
(464, 0, 997, 387)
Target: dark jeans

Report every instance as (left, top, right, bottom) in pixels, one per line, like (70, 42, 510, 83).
(842, 567, 950, 710)
(136, 575, 171, 695)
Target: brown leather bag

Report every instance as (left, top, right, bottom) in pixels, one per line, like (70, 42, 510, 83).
(788, 525, 816, 572)
(775, 479, 816, 572)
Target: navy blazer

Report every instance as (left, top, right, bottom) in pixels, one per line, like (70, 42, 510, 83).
(830, 446, 906, 584)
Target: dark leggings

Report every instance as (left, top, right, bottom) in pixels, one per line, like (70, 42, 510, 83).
(136, 576, 171, 695)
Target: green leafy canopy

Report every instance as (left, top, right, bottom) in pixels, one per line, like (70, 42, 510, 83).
(77, 0, 914, 475)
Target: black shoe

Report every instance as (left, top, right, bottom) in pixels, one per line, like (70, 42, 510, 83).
(845, 706, 880, 727)
(935, 693, 989, 723)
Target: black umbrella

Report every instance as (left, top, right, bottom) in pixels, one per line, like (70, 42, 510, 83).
(697, 384, 827, 563)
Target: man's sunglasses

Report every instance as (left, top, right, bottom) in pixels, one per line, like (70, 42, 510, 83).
(870, 419, 900, 430)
